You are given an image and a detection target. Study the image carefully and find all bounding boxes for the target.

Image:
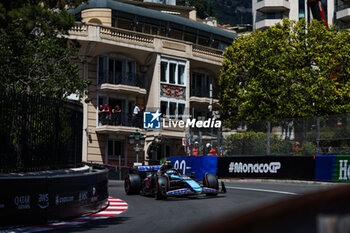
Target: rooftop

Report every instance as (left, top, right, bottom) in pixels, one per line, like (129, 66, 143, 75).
(70, 0, 237, 42)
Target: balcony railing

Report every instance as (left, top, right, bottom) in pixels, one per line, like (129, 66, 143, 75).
(339, 23, 350, 29)
(193, 44, 224, 58)
(98, 112, 142, 128)
(190, 88, 219, 99)
(69, 24, 225, 62)
(256, 13, 289, 22)
(99, 72, 144, 88)
(100, 26, 155, 46)
(69, 23, 88, 35)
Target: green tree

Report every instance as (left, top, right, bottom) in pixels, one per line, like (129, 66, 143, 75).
(219, 19, 350, 127)
(0, 0, 89, 99)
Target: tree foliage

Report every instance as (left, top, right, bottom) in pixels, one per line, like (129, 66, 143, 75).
(0, 0, 89, 99)
(219, 19, 350, 127)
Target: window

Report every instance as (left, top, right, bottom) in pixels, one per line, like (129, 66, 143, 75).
(178, 103, 185, 120)
(161, 101, 168, 117)
(169, 29, 182, 40)
(198, 36, 210, 46)
(161, 62, 167, 82)
(178, 65, 185, 85)
(191, 72, 215, 98)
(98, 57, 107, 83)
(98, 55, 136, 86)
(169, 102, 176, 117)
(160, 100, 186, 119)
(108, 140, 123, 157)
(160, 58, 186, 85)
(169, 63, 176, 84)
(184, 32, 196, 43)
(118, 18, 133, 31)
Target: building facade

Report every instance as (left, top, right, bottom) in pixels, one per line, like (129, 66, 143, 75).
(68, 0, 236, 166)
(252, 0, 343, 30)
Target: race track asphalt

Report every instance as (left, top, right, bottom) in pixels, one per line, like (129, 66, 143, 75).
(49, 180, 337, 233)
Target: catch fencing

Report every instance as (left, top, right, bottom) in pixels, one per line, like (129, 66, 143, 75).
(0, 92, 83, 173)
(223, 114, 350, 156)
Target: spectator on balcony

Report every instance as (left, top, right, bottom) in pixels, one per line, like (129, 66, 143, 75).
(103, 104, 111, 125)
(112, 104, 122, 126)
(133, 104, 140, 127)
(139, 105, 145, 127)
(98, 104, 107, 125)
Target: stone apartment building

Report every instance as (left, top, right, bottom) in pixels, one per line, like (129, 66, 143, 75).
(252, 0, 350, 30)
(68, 0, 236, 166)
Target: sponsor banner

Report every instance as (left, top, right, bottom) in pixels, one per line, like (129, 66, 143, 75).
(0, 170, 108, 226)
(218, 156, 315, 180)
(166, 156, 218, 180)
(315, 155, 350, 181)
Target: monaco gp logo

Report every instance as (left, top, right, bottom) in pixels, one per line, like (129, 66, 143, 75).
(229, 162, 281, 174)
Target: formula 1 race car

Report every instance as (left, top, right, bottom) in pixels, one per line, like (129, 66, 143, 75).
(124, 163, 226, 199)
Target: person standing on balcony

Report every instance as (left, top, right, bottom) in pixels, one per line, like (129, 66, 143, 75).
(133, 104, 140, 127)
(112, 104, 122, 126)
(103, 104, 111, 125)
(98, 104, 105, 125)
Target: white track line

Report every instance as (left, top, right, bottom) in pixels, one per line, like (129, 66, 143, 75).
(226, 186, 298, 195)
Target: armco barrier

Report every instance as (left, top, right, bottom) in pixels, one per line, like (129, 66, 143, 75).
(166, 156, 218, 180)
(0, 168, 108, 226)
(217, 156, 315, 180)
(315, 155, 350, 181)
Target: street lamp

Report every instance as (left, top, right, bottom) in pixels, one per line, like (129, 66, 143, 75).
(129, 130, 145, 164)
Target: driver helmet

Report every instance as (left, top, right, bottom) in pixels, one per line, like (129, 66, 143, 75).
(206, 143, 212, 148)
(166, 170, 176, 175)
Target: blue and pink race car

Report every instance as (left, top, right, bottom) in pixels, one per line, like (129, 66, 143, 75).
(124, 163, 226, 200)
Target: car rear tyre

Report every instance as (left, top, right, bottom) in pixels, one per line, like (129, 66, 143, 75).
(125, 174, 141, 195)
(155, 176, 168, 200)
(204, 173, 218, 196)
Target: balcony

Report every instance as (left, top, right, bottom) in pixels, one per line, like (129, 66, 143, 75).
(96, 112, 143, 135)
(69, 23, 224, 64)
(190, 88, 219, 105)
(98, 72, 146, 96)
(337, 3, 350, 21)
(256, 0, 290, 13)
(255, 13, 289, 30)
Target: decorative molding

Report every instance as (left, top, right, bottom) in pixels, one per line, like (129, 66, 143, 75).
(160, 84, 186, 99)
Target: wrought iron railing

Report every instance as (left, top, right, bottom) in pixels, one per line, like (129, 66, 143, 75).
(0, 92, 83, 173)
(98, 112, 142, 128)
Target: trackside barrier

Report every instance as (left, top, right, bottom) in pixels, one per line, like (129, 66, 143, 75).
(217, 156, 315, 180)
(315, 155, 350, 181)
(166, 156, 218, 180)
(0, 168, 108, 227)
(86, 162, 132, 180)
